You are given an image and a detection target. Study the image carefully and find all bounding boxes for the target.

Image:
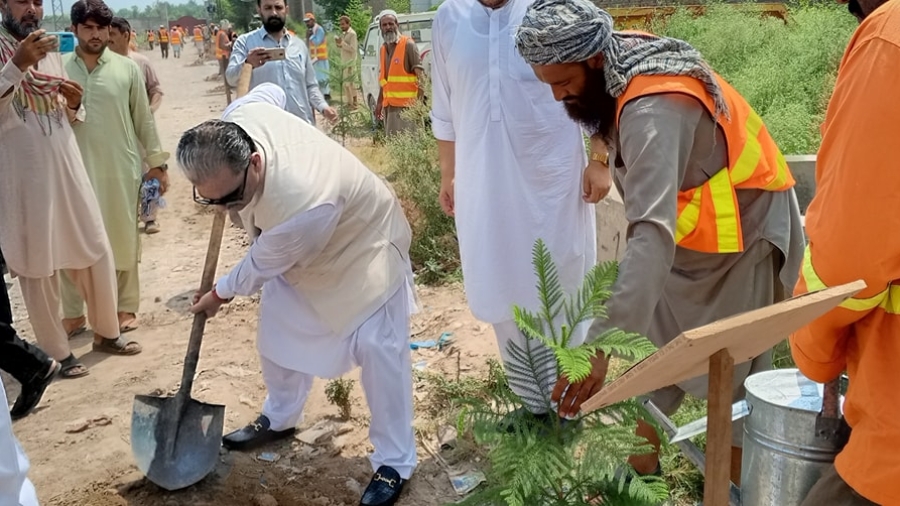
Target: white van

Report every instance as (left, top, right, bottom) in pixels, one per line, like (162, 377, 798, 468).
(359, 11, 436, 112)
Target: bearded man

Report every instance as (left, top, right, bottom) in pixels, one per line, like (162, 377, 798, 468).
(226, 0, 337, 125)
(515, 0, 805, 485)
(0, 0, 138, 379)
(62, 0, 169, 338)
(374, 9, 424, 136)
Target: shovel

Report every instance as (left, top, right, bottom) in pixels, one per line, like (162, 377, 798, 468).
(131, 211, 227, 491)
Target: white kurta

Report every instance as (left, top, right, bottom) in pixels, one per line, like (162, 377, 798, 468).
(430, 0, 596, 324)
(1, 378, 40, 506)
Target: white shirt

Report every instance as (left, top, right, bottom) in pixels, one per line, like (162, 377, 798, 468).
(430, 0, 596, 323)
(0, 378, 39, 506)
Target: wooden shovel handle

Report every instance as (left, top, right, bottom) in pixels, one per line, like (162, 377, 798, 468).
(179, 211, 227, 396)
(236, 63, 253, 99)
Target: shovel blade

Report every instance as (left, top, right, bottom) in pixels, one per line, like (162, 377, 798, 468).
(131, 394, 226, 491)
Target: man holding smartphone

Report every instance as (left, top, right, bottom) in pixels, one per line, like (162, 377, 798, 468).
(1, 0, 137, 379)
(225, 0, 336, 125)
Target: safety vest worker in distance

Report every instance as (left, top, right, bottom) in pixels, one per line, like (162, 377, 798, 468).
(615, 73, 794, 254)
(171, 29, 181, 45)
(159, 29, 169, 43)
(309, 25, 328, 61)
(194, 27, 203, 42)
(379, 35, 418, 108)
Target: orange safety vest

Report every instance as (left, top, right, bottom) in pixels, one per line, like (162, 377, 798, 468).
(379, 35, 418, 108)
(159, 28, 169, 43)
(171, 29, 181, 44)
(148, 32, 155, 41)
(308, 25, 328, 60)
(215, 30, 230, 59)
(616, 73, 794, 254)
(193, 27, 203, 42)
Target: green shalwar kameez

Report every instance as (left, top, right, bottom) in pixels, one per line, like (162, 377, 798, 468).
(61, 49, 168, 317)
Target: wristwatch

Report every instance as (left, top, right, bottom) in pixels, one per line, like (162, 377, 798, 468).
(590, 151, 609, 166)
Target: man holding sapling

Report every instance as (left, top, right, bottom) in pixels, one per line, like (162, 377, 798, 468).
(515, 0, 805, 485)
(790, 0, 900, 504)
(431, 0, 597, 421)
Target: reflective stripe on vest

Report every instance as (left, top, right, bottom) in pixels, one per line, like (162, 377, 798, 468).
(159, 29, 168, 42)
(171, 31, 181, 44)
(800, 246, 900, 314)
(194, 29, 203, 42)
(616, 74, 795, 254)
(379, 35, 418, 108)
(309, 27, 328, 60)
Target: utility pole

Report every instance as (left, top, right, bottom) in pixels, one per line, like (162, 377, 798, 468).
(51, 0, 64, 30)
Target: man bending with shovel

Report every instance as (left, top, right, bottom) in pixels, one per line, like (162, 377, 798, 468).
(181, 88, 417, 506)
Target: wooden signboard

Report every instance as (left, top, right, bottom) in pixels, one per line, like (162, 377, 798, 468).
(581, 279, 865, 505)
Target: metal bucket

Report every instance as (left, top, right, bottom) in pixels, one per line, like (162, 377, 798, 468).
(740, 369, 841, 506)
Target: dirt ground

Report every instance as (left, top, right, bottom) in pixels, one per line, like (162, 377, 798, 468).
(3, 47, 499, 506)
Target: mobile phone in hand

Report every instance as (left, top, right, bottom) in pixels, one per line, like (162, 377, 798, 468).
(263, 47, 286, 61)
(46, 32, 76, 53)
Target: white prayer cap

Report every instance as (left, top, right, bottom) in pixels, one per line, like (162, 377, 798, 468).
(222, 83, 287, 119)
(378, 9, 398, 22)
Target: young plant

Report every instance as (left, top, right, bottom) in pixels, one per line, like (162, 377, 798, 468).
(455, 239, 666, 506)
(325, 378, 356, 421)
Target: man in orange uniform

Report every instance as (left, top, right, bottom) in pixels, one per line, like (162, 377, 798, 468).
(374, 9, 423, 137)
(170, 24, 182, 59)
(514, 0, 806, 485)
(158, 24, 168, 59)
(215, 20, 231, 78)
(791, 0, 900, 504)
(193, 24, 204, 59)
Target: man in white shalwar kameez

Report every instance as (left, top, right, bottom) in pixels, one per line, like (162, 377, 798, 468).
(430, 0, 597, 417)
(1, 377, 40, 506)
(183, 86, 416, 506)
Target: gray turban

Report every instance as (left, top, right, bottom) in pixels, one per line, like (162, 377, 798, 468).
(515, 0, 729, 120)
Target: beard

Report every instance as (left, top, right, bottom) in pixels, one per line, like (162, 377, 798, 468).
(78, 37, 105, 55)
(562, 65, 618, 140)
(263, 15, 285, 33)
(1, 8, 41, 39)
(382, 29, 399, 44)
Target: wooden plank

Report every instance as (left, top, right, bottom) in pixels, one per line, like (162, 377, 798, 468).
(704, 349, 734, 506)
(582, 280, 865, 413)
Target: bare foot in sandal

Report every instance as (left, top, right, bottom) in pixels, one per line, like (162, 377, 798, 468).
(93, 336, 142, 355)
(63, 316, 87, 338)
(118, 312, 138, 333)
(59, 353, 90, 379)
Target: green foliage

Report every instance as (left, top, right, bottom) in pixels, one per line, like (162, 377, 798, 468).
(386, 0, 412, 14)
(452, 241, 664, 505)
(383, 90, 460, 284)
(343, 0, 373, 43)
(324, 378, 356, 420)
(657, 3, 855, 154)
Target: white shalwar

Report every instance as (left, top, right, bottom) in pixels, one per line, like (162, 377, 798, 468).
(430, 0, 596, 411)
(1, 378, 39, 506)
(214, 207, 418, 480)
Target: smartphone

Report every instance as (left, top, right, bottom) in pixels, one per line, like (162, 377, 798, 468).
(46, 32, 76, 53)
(263, 47, 285, 61)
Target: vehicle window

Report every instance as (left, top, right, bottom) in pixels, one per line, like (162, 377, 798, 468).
(365, 27, 379, 57)
(402, 20, 432, 44)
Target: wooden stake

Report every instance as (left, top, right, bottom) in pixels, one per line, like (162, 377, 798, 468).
(704, 348, 734, 506)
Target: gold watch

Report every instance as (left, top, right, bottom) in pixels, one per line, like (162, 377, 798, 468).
(590, 151, 609, 166)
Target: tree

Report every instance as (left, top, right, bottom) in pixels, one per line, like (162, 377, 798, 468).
(343, 0, 371, 41)
(386, 0, 410, 14)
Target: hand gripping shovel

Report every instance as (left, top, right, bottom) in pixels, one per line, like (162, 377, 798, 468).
(131, 211, 227, 491)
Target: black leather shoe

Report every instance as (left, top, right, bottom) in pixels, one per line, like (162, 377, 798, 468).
(221, 415, 296, 451)
(360, 466, 404, 506)
(10, 360, 60, 420)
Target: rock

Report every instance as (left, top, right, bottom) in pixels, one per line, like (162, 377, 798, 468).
(154, 296, 162, 303)
(295, 420, 336, 445)
(345, 478, 362, 496)
(310, 497, 330, 506)
(252, 494, 278, 506)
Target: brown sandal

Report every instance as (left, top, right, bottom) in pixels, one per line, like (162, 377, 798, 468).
(63, 316, 87, 339)
(92, 336, 142, 355)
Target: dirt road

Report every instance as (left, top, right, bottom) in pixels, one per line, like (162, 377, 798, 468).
(4, 47, 496, 506)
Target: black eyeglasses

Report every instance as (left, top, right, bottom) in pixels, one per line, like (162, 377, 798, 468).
(193, 158, 252, 207)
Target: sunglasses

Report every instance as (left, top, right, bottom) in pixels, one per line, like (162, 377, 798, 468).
(193, 158, 252, 207)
